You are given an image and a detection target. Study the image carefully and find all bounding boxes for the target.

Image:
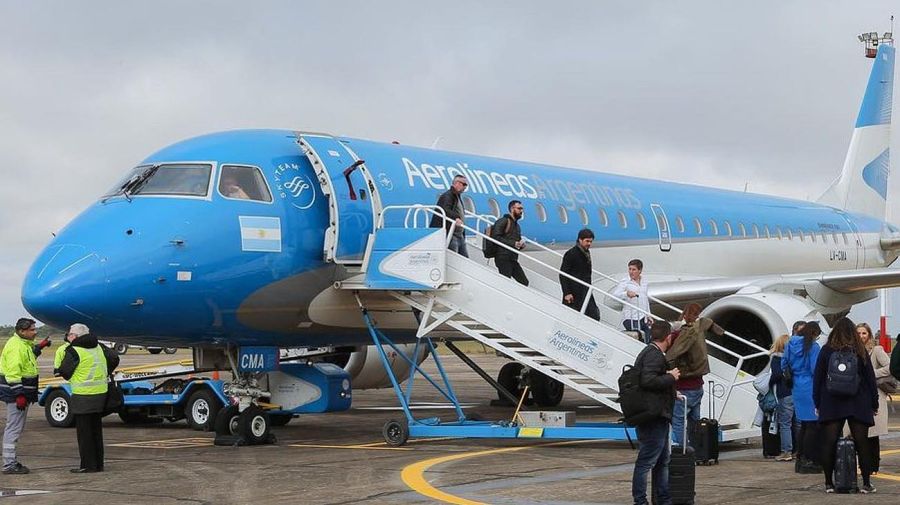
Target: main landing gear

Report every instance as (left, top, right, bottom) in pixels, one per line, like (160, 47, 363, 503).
(496, 362, 564, 407)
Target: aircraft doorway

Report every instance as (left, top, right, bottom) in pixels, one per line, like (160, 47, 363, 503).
(650, 203, 672, 252)
(297, 133, 380, 264)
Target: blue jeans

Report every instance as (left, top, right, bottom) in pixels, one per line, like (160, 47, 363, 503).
(776, 395, 798, 453)
(448, 235, 469, 258)
(671, 388, 703, 447)
(624, 319, 651, 343)
(632, 418, 671, 505)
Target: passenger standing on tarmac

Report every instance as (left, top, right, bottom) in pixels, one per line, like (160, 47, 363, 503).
(782, 321, 822, 473)
(429, 174, 469, 258)
(813, 317, 878, 494)
(631, 320, 680, 505)
(492, 200, 529, 286)
(58, 324, 120, 473)
(614, 259, 651, 343)
(891, 333, 900, 380)
(665, 303, 718, 448)
(855, 323, 889, 474)
(0, 318, 49, 475)
(559, 228, 600, 321)
(768, 334, 799, 461)
(54, 326, 78, 376)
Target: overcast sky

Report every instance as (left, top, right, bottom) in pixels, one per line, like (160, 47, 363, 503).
(1, 2, 898, 330)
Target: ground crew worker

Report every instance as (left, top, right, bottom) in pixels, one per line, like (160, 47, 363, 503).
(58, 323, 119, 473)
(0, 318, 50, 475)
(53, 326, 78, 376)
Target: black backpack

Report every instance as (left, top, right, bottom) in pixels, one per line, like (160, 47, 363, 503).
(826, 348, 860, 396)
(618, 348, 665, 426)
(482, 218, 511, 259)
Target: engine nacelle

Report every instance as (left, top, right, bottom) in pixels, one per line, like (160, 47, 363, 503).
(701, 292, 824, 374)
(325, 344, 429, 390)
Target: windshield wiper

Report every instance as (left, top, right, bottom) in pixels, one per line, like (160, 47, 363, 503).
(103, 165, 159, 203)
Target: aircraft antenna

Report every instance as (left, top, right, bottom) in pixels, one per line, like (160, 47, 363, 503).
(430, 136, 444, 149)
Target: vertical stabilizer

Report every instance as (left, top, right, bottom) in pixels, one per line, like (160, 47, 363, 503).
(817, 40, 894, 218)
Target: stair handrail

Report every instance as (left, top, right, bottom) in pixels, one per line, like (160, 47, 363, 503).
(381, 205, 763, 421)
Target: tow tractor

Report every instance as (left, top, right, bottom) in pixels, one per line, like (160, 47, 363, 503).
(39, 346, 353, 444)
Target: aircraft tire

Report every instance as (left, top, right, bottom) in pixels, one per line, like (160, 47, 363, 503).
(114, 343, 128, 355)
(148, 348, 163, 355)
(237, 405, 271, 445)
(214, 405, 240, 436)
(383, 419, 409, 447)
(497, 362, 526, 403)
(185, 389, 222, 431)
(163, 347, 178, 354)
(45, 390, 75, 428)
(529, 372, 564, 407)
(269, 414, 293, 427)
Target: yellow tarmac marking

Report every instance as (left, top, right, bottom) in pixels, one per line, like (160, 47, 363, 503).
(401, 440, 593, 505)
(874, 448, 900, 483)
(110, 437, 213, 449)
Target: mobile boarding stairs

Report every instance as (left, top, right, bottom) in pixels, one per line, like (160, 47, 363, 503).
(332, 205, 768, 445)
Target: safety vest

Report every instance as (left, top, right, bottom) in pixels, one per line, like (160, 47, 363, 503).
(70, 346, 108, 396)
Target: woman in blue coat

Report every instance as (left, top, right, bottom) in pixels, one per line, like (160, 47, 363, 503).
(782, 321, 822, 472)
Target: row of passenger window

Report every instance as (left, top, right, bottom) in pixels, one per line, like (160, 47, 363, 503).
(463, 196, 849, 245)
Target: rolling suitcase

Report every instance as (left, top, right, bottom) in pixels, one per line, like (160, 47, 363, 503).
(761, 415, 780, 458)
(655, 397, 696, 505)
(692, 381, 720, 465)
(833, 437, 859, 493)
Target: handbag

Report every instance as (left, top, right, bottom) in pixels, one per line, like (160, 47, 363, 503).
(103, 381, 124, 415)
(753, 366, 772, 395)
(877, 375, 899, 394)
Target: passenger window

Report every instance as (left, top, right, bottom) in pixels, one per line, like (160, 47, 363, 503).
(618, 210, 628, 228)
(786, 229, 793, 240)
(219, 165, 273, 202)
(751, 224, 759, 238)
(675, 216, 685, 233)
(832, 232, 839, 243)
(821, 232, 828, 244)
(655, 212, 668, 233)
(842, 232, 849, 245)
(738, 223, 746, 237)
(723, 221, 732, 237)
(598, 208, 609, 227)
(708, 219, 719, 236)
(462, 196, 476, 215)
(693, 217, 702, 235)
(810, 231, 816, 243)
(535, 202, 547, 223)
(636, 211, 647, 230)
(775, 227, 782, 240)
(578, 207, 589, 225)
(123, 163, 212, 197)
(487, 198, 500, 218)
(797, 230, 804, 242)
(557, 205, 569, 224)
(764, 225, 771, 239)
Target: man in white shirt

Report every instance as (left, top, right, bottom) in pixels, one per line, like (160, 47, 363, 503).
(614, 259, 652, 343)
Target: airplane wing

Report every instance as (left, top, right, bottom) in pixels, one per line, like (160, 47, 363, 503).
(647, 267, 900, 305)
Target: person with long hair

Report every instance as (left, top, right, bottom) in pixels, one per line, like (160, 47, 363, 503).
(813, 318, 879, 493)
(768, 334, 798, 461)
(665, 302, 722, 447)
(782, 321, 822, 473)
(855, 323, 890, 474)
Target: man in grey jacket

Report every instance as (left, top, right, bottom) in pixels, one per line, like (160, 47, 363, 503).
(632, 321, 681, 505)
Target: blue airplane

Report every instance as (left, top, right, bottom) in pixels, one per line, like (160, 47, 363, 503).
(20, 36, 897, 411)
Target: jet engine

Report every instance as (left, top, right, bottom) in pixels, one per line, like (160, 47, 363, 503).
(322, 344, 429, 390)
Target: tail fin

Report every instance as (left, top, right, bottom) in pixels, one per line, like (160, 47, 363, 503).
(817, 41, 894, 218)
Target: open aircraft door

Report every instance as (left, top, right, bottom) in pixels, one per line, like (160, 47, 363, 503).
(650, 203, 672, 252)
(836, 211, 864, 269)
(297, 133, 381, 264)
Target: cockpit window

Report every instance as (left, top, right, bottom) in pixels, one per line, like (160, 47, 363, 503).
(219, 165, 273, 203)
(103, 164, 212, 198)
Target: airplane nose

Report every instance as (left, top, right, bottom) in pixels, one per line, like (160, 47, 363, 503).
(21, 243, 107, 327)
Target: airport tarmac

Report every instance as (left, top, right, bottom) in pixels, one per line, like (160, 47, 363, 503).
(1, 349, 899, 504)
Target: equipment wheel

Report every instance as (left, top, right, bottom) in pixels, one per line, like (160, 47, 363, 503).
(497, 362, 526, 402)
(184, 389, 222, 431)
(163, 347, 178, 354)
(529, 371, 565, 407)
(269, 414, 293, 427)
(45, 390, 74, 428)
(148, 348, 162, 355)
(114, 343, 128, 355)
(237, 405, 271, 445)
(213, 405, 240, 436)
(383, 419, 409, 447)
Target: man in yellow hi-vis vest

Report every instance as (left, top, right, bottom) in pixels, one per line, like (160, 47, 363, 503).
(58, 324, 119, 473)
